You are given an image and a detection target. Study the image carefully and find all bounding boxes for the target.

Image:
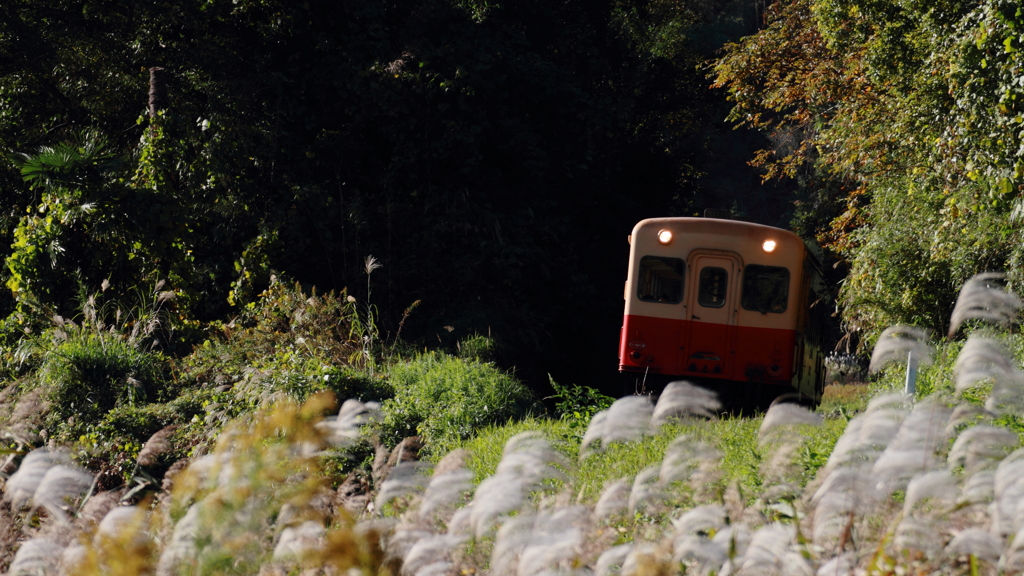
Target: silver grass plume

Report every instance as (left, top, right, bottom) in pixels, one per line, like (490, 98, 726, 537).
(869, 325, 933, 374)
(651, 381, 721, 426)
(811, 470, 877, 546)
(464, 476, 534, 536)
(60, 543, 88, 576)
(673, 535, 727, 575)
(961, 467, 996, 504)
(511, 508, 585, 576)
(815, 552, 855, 576)
(7, 537, 62, 576)
(809, 395, 910, 549)
(945, 404, 992, 436)
(735, 523, 811, 576)
(414, 562, 455, 576)
(156, 504, 199, 576)
(593, 479, 631, 521)
(759, 403, 823, 440)
(387, 527, 436, 564)
(489, 508, 584, 576)
(96, 506, 147, 544)
(33, 465, 94, 523)
(871, 399, 951, 493)
(580, 396, 654, 457)
(949, 272, 1022, 337)
(903, 470, 958, 515)
(659, 435, 721, 487)
(671, 505, 729, 574)
(273, 520, 325, 562)
(402, 534, 467, 576)
(993, 448, 1024, 536)
(418, 469, 473, 522)
(948, 424, 1017, 477)
(713, 524, 753, 562)
(495, 432, 567, 486)
(758, 403, 822, 494)
(672, 504, 727, 536)
(819, 394, 908, 476)
(1001, 523, 1024, 574)
(953, 336, 1017, 393)
(952, 336, 1024, 412)
(627, 465, 663, 514)
(376, 461, 432, 510)
(595, 544, 632, 576)
(4, 449, 73, 509)
(445, 507, 473, 536)
(468, 433, 565, 537)
(317, 399, 381, 446)
(945, 528, 1002, 564)
(810, 410, 899, 546)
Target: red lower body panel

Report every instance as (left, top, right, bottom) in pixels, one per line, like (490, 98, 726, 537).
(619, 314, 796, 384)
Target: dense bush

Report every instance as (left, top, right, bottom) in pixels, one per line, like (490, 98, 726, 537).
(40, 331, 166, 438)
(380, 351, 535, 454)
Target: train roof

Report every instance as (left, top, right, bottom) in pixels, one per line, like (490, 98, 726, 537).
(631, 217, 801, 240)
(629, 217, 822, 274)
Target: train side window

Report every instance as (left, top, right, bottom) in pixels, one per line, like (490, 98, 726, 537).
(741, 265, 790, 314)
(697, 267, 728, 308)
(637, 256, 684, 303)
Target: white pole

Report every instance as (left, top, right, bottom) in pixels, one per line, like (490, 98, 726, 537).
(905, 350, 918, 396)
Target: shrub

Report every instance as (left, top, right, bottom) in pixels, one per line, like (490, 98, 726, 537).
(40, 331, 166, 438)
(380, 352, 534, 454)
(547, 376, 615, 430)
(97, 389, 208, 441)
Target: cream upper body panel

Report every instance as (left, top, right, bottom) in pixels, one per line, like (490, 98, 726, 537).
(624, 218, 806, 329)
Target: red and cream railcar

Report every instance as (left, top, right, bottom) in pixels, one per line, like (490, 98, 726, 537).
(618, 217, 828, 402)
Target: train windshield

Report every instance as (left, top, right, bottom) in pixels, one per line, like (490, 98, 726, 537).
(637, 256, 684, 303)
(741, 265, 790, 313)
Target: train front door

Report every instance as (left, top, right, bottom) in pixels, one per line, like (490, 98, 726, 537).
(683, 252, 741, 377)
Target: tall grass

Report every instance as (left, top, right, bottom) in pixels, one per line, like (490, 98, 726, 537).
(1, 272, 1023, 576)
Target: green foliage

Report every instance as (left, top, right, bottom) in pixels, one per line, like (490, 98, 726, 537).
(179, 280, 385, 420)
(99, 388, 207, 441)
(40, 330, 167, 439)
(380, 352, 534, 455)
(838, 179, 1015, 338)
(456, 334, 497, 362)
(713, 0, 1024, 343)
(546, 376, 615, 429)
(0, 0, 790, 389)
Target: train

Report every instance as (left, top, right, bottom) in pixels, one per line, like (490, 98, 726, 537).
(618, 216, 829, 405)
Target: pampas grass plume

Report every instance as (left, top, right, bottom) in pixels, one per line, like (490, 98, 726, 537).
(869, 325, 933, 374)
(652, 381, 721, 425)
(949, 272, 1022, 337)
(581, 396, 653, 456)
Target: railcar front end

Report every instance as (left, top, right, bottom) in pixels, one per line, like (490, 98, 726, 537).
(618, 217, 827, 403)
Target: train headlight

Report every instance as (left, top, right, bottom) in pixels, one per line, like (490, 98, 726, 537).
(762, 239, 777, 253)
(657, 229, 673, 244)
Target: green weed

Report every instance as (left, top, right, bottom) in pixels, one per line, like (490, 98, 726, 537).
(40, 330, 166, 440)
(380, 351, 535, 456)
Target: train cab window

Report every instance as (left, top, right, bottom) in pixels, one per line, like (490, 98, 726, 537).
(741, 265, 790, 314)
(697, 267, 728, 308)
(637, 256, 684, 303)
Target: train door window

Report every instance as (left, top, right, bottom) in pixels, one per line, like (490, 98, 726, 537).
(697, 267, 728, 308)
(637, 256, 685, 303)
(741, 265, 790, 313)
